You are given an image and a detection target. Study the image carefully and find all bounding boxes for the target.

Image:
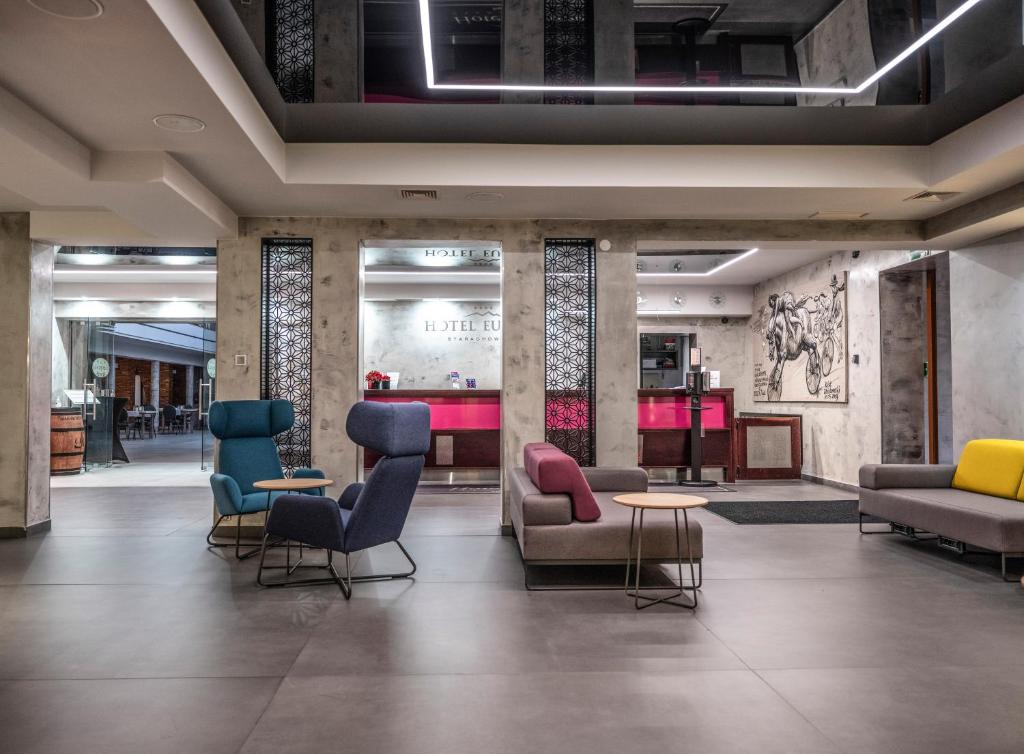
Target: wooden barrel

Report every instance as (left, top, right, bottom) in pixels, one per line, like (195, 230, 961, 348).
(50, 408, 84, 475)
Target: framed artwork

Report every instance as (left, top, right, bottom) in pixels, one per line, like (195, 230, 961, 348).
(752, 271, 848, 403)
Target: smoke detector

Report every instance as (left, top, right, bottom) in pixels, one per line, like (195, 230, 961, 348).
(903, 190, 961, 203)
(400, 189, 438, 201)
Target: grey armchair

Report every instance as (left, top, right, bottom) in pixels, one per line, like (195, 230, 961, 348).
(257, 400, 431, 597)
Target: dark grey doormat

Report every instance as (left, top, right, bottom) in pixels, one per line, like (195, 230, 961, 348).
(706, 499, 884, 525)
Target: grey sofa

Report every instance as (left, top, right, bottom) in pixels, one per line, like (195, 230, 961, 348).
(859, 464, 1024, 579)
(509, 466, 703, 587)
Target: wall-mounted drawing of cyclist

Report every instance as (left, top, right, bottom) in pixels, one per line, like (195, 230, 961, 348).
(751, 271, 848, 403)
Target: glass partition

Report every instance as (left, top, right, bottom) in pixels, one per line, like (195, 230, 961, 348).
(200, 319, 217, 471)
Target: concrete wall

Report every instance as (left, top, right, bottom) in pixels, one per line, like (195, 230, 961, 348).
(949, 229, 1024, 452)
(749, 249, 910, 486)
(749, 238, 1023, 486)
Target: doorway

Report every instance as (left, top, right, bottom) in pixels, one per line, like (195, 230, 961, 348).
(879, 253, 953, 464)
(359, 239, 502, 489)
(48, 245, 217, 491)
(51, 319, 217, 486)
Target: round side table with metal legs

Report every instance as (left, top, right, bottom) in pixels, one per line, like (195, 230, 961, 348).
(615, 493, 707, 610)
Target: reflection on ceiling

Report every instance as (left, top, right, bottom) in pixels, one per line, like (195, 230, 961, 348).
(363, 240, 502, 268)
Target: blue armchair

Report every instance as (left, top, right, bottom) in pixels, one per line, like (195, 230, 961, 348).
(206, 399, 325, 559)
(256, 400, 430, 597)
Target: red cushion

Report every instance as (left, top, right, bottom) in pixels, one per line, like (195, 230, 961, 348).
(523, 444, 601, 522)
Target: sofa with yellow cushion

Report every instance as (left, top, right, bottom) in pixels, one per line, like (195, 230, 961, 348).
(859, 439, 1024, 580)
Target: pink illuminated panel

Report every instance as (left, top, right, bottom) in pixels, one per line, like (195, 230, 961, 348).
(366, 394, 500, 430)
(638, 394, 727, 430)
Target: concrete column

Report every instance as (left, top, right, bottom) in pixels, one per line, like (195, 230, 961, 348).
(215, 227, 263, 533)
(502, 0, 545, 104)
(593, 0, 634, 105)
(500, 226, 546, 524)
(0, 214, 53, 537)
(314, 0, 361, 102)
(595, 234, 638, 466)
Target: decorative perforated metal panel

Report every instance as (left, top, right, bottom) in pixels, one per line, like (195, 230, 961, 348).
(261, 238, 313, 472)
(544, 239, 596, 466)
(268, 0, 315, 103)
(543, 0, 594, 105)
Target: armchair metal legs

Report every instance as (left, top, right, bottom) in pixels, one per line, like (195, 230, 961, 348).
(205, 515, 263, 560)
(255, 539, 417, 598)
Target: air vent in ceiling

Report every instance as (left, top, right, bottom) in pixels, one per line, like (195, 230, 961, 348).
(400, 189, 438, 201)
(809, 210, 870, 220)
(903, 190, 961, 203)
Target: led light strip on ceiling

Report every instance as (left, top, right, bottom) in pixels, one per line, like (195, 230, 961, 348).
(637, 248, 758, 277)
(418, 0, 985, 95)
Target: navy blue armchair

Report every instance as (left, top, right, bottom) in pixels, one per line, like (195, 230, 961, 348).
(207, 399, 325, 559)
(257, 400, 430, 597)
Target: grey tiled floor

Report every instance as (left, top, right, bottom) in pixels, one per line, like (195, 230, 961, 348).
(1, 483, 1023, 753)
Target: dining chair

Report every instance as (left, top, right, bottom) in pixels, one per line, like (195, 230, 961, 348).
(207, 399, 325, 559)
(256, 400, 430, 596)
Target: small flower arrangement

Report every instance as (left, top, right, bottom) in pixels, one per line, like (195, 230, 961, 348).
(365, 370, 390, 389)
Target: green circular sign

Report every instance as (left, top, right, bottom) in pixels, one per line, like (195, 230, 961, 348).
(207, 358, 216, 378)
(92, 357, 110, 378)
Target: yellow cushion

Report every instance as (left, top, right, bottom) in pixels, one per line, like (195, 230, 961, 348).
(951, 439, 1024, 501)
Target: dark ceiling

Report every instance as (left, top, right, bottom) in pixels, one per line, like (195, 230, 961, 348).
(634, 0, 844, 37)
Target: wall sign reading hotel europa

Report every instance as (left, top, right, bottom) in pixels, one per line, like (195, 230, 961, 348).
(424, 308, 501, 342)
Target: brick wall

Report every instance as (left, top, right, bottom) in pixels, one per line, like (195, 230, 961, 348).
(115, 358, 179, 406)
(114, 357, 152, 406)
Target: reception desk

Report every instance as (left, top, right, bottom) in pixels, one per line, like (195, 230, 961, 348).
(638, 388, 736, 482)
(363, 389, 500, 469)
(363, 387, 735, 481)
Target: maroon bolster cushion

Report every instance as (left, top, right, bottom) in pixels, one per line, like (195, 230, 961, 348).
(523, 443, 601, 522)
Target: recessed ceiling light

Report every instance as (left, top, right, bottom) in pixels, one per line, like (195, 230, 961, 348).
(26, 0, 103, 19)
(466, 192, 504, 202)
(153, 114, 206, 133)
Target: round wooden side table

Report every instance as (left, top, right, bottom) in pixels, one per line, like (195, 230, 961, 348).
(253, 477, 333, 500)
(613, 492, 708, 610)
